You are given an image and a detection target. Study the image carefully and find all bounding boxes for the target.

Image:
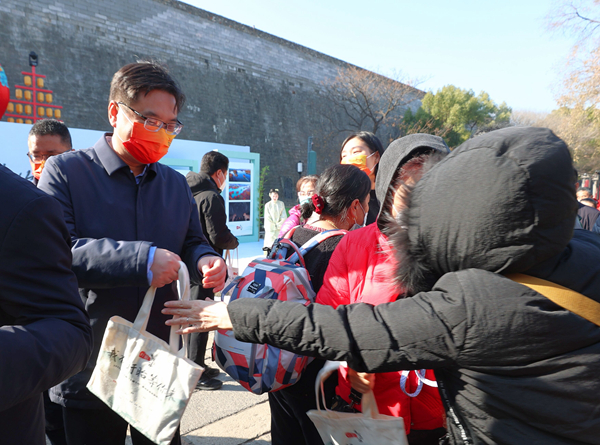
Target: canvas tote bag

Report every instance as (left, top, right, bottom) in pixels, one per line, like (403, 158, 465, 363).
(307, 361, 408, 445)
(87, 261, 203, 445)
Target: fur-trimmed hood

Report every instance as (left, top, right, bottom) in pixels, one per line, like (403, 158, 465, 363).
(392, 126, 578, 294)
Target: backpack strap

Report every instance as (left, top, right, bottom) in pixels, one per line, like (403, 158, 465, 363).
(269, 226, 301, 260)
(506, 273, 600, 327)
(287, 229, 347, 264)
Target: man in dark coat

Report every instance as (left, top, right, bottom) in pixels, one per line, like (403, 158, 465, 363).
(0, 165, 92, 445)
(185, 151, 239, 390)
(167, 127, 600, 444)
(27, 119, 72, 186)
(39, 61, 226, 445)
(27, 118, 73, 445)
(577, 201, 600, 231)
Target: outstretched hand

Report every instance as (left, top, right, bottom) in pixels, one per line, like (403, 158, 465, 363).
(163, 299, 232, 334)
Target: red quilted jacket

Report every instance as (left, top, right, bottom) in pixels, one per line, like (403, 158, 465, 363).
(316, 223, 445, 432)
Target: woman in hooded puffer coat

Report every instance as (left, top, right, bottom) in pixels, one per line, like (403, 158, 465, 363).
(165, 127, 600, 445)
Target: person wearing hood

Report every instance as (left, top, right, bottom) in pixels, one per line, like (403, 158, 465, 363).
(317, 134, 449, 444)
(186, 150, 238, 391)
(165, 127, 600, 444)
(340, 131, 385, 225)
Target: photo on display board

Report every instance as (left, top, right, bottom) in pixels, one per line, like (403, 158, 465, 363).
(229, 168, 251, 183)
(228, 183, 251, 201)
(229, 202, 251, 222)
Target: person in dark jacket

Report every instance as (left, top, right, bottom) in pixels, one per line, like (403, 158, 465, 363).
(27, 118, 73, 445)
(39, 61, 226, 445)
(0, 165, 92, 445)
(577, 201, 600, 231)
(340, 131, 385, 225)
(186, 151, 239, 390)
(165, 127, 600, 445)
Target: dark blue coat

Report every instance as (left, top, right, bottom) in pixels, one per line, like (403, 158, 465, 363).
(38, 134, 217, 408)
(0, 165, 92, 443)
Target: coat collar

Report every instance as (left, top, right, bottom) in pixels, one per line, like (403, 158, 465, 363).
(95, 133, 157, 179)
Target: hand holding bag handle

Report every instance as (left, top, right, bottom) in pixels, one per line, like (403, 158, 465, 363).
(308, 361, 408, 445)
(132, 261, 191, 356)
(87, 260, 202, 445)
(314, 361, 380, 418)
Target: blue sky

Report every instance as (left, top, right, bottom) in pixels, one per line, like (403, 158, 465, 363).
(182, 0, 576, 113)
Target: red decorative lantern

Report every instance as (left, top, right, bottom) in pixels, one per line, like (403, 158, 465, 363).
(0, 64, 9, 120)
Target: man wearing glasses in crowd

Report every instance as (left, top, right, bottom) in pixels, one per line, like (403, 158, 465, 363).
(26, 119, 73, 445)
(38, 61, 226, 445)
(27, 119, 73, 186)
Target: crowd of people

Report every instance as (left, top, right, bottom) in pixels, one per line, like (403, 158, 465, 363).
(2, 59, 600, 445)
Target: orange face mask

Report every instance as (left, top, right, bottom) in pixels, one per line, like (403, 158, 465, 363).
(117, 109, 176, 164)
(32, 159, 45, 180)
(341, 152, 378, 176)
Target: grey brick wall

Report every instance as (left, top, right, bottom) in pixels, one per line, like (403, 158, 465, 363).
(0, 0, 420, 201)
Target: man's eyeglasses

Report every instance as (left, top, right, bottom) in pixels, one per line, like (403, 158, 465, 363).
(27, 152, 53, 163)
(117, 102, 184, 136)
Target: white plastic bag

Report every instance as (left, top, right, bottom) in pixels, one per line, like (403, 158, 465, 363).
(87, 262, 203, 445)
(306, 361, 408, 445)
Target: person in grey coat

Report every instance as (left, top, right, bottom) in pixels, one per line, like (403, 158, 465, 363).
(165, 127, 600, 445)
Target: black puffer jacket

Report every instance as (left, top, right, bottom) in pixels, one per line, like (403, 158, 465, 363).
(186, 171, 238, 256)
(227, 128, 600, 444)
(186, 171, 238, 299)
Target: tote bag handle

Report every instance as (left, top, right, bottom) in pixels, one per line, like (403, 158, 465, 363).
(132, 261, 191, 355)
(314, 360, 381, 418)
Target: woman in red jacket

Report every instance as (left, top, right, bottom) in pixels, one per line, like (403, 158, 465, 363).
(316, 134, 449, 445)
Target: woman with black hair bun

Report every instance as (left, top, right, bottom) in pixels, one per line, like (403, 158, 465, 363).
(262, 164, 371, 445)
(340, 131, 385, 225)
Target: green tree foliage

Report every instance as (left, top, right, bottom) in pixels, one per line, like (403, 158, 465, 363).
(404, 85, 512, 147)
(258, 165, 271, 217)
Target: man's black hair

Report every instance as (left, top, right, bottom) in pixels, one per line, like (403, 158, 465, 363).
(109, 61, 186, 112)
(28, 119, 72, 149)
(200, 151, 229, 176)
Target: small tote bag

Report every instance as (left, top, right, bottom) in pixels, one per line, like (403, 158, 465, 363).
(87, 261, 203, 445)
(307, 361, 408, 445)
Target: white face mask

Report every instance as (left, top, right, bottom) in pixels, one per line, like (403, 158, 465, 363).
(351, 202, 368, 230)
(217, 170, 226, 192)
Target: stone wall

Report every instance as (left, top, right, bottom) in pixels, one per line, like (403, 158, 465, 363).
(0, 0, 421, 202)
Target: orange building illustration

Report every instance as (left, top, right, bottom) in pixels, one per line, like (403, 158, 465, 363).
(4, 52, 63, 124)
